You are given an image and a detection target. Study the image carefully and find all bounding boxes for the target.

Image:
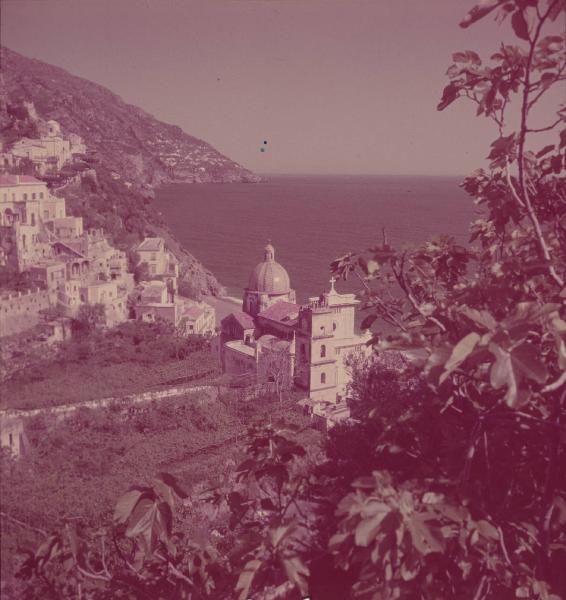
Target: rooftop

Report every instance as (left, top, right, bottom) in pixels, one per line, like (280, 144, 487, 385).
(136, 237, 164, 252)
(222, 310, 255, 330)
(225, 340, 256, 357)
(0, 174, 45, 187)
(184, 306, 205, 320)
(258, 301, 300, 324)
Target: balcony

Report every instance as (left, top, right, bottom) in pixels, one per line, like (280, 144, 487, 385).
(311, 332, 334, 340)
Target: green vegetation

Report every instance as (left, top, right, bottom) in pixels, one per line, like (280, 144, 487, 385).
(0, 396, 320, 598)
(61, 165, 164, 252)
(2, 320, 216, 410)
(1, 2, 565, 599)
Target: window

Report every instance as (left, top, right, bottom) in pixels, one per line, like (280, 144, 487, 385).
(333, 322, 337, 331)
(320, 344, 326, 358)
(9, 433, 13, 447)
(23, 193, 28, 201)
(31, 214, 36, 226)
(321, 373, 326, 384)
(44, 210, 49, 219)
(32, 193, 36, 200)
(39, 192, 44, 199)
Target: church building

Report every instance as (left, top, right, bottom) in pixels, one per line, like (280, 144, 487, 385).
(217, 242, 371, 403)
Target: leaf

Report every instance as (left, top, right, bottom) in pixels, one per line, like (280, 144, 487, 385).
(440, 332, 481, 384)
(114, 489, 146, 524)
(488, 132, 516, 161)
(459, 306, 496, 331)
(476, 519, 499, 540)
(511, 9, 530, 41)
(235, 558, 262, 600)
(536, 144, 555, 158)
(328, 532, 349, 549)
(355, 506, 391, 547)
(548, 0, 565, 21)
(360, 314, 377, 330)
(282, 555, 310, 595)
(452, 50, 482, 65)
(155, 472, 188, 499)
(489, 342, 547, 408)
(125, 498, 164, 555)
(437, 82, 460, 111)
(460, 0, 503, 29)
(511, 342, 548, 384)
(271, 524, 296, 549)
(407, 513, 445, 555)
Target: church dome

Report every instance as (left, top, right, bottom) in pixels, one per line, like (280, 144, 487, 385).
(248, 243, 291, 295)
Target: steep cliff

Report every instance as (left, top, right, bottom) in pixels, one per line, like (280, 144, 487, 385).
(0, 46, 262, 295)
(0, 47, 259, 186)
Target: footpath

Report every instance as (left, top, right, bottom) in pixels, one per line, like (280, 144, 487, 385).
(0, 381, 218, 420)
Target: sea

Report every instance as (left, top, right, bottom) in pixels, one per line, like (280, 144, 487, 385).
(156, 175, 479, 304)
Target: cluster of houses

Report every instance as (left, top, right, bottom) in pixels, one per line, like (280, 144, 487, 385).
(0, 173, 133, 335)
(0, 111, 369, 454)
(0, 113, 216, 340)
(0, 171, 216, 339)
(0, 112, 86, 176)
(132, 236, 215, 336)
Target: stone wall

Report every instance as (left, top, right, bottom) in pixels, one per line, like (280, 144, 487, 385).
(0, 288, 51, 337)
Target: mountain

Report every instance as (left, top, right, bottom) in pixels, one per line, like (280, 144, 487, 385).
(0, 47, 260, 186)
(0, 46, 262, 296)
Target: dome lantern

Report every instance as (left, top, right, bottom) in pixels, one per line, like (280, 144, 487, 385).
(243, 242, 296, 316)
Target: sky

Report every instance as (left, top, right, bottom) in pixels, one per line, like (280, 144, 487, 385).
(0, 0, 561, 176)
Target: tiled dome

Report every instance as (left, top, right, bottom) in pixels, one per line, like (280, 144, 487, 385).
(248, 243, 291, 295)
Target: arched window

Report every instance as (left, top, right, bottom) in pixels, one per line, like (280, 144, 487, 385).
(320, 344, 326, 358)
(333, 322, 337, 331)
(321, 372, 326, 384)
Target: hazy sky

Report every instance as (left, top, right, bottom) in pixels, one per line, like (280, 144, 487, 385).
(0, 0, 560, 175)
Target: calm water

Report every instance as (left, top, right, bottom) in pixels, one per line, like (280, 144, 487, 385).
(156, 175, 478, 302)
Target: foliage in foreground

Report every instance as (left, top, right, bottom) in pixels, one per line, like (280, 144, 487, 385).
(3, 1, 566, 599)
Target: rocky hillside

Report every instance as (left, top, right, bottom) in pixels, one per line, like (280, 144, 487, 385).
(0, 47, 260, 186)
(0, 46, 263, 296)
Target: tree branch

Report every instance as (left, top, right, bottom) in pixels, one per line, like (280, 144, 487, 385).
(0, 511, 47, 536)
(391, 254, 447, 333)
(527, 117, 563, 134)
(515, 0, 564, 288)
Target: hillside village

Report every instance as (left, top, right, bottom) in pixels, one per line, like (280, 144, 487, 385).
(0, 106, 216, 345)
(0, 104, 361, 462)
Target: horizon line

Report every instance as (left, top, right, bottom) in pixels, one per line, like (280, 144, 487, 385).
(255, 172, 467, 178)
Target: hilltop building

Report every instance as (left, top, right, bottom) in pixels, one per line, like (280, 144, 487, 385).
(9, 118, 78, 175)
(216, 243, 371, 404)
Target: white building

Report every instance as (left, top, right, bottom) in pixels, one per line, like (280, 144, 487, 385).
(218, 243, 371, 403)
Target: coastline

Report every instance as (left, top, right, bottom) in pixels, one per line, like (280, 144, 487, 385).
(204, 295, 242, 323)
